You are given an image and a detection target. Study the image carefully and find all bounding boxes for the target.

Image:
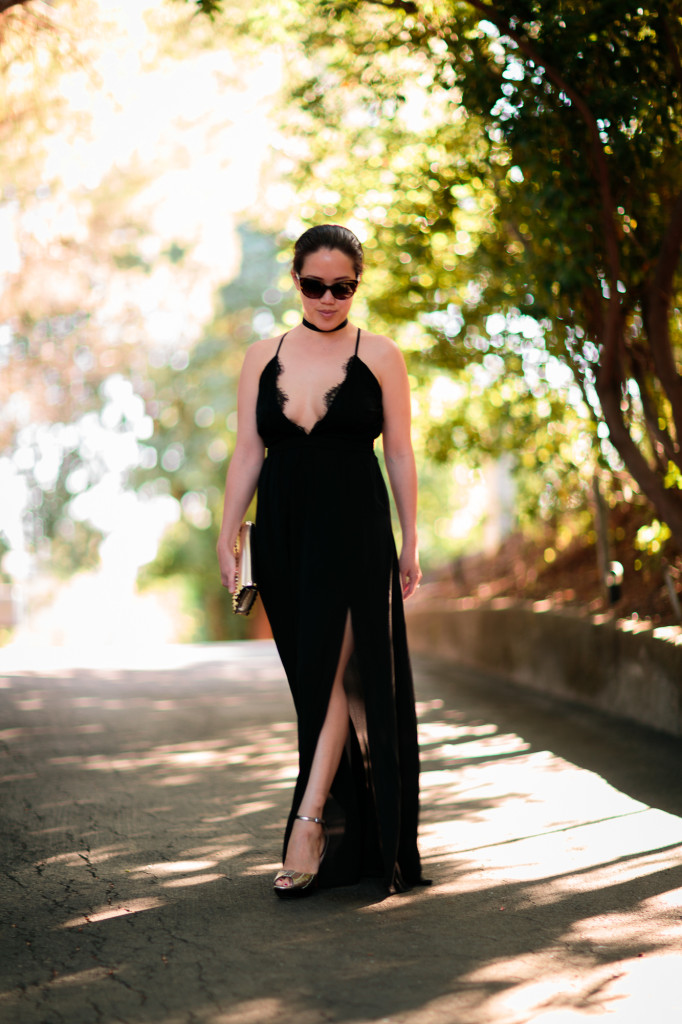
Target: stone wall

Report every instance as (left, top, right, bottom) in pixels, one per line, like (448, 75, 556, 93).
(405, 595, 682, 738)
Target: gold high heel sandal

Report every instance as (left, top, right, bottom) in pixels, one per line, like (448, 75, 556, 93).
(273, 814, 329, 899)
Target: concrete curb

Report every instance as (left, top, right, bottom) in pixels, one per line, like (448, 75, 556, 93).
(405, 596, 682, 738)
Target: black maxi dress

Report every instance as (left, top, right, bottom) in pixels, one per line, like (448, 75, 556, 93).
(255, 329, 426, 894)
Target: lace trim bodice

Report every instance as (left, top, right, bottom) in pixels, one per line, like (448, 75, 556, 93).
(273, 355, 355, 435)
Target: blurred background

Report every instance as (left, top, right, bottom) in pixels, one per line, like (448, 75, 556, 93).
(1, 0, 681, 647)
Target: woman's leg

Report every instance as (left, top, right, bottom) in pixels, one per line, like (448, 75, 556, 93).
(281, 614, 353, 877)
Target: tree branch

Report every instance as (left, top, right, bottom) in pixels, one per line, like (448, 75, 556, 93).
(654, 189, 682, 305)
(659, 12, 682, 92)
(559, 338, 600, 430)
(629, 347, 681, 471)
(362, 0, 419, 12)
(642, 188, 682, 449)
(597, 379, 682, 543)
(461, 0, 623, 386)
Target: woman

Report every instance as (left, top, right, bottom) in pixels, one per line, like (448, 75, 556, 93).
(217, 224, 428, 897)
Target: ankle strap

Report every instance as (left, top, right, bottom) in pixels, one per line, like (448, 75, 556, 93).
(296, 814, 325, 825)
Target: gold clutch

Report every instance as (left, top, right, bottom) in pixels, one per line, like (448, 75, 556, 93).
(233, 521, 258, 616)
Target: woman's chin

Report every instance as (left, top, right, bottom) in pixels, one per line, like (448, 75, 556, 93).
(310, 311, 344, 329)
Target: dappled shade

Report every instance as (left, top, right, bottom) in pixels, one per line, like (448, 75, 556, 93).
(1, 642, 681, 1022)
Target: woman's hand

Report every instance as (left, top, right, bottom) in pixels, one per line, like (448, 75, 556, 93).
(217, 540, 237, 594)
(399, 545, 422, 600)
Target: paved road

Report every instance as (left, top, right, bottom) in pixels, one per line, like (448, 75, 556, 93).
(1, 641, 681, 1024)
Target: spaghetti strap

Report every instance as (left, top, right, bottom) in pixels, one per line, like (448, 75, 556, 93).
(275, 332, 288, 357)
(354, 328, 361, 356)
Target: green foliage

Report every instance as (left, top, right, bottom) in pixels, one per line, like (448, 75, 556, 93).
(224, 0, 682, 544)
(0, 164, 165, 574)
(6, 0, 680, 618)
(0, 2, 263, 584)
(48, 519, 103, 579)
(136, 224, 300, 639)
(189, 0, 224, 16)
(0, 533, 10, 584)
(635, 519, 671, 557)
(235, 0, 597, 531)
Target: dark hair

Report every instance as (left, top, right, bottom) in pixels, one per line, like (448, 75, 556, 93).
(292, 224, 364, 278)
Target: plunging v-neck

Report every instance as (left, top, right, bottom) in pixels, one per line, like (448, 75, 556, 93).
(270, 328, 362, 436)
(274, 354, 355, 435)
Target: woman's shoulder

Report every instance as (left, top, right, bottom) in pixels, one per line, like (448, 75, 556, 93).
(357, 329, 406, 385)
(242, 334, 284, 377)
(358, 328, 403, 357)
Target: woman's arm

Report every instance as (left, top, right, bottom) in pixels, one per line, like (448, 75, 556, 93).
(216, 344, 267, 593)
(377, 340, 422, 599)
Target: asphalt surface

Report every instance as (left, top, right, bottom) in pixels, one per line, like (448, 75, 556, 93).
(1, 641, 681, 1024)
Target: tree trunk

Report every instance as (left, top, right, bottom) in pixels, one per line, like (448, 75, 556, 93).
(597, 381, 682, 549)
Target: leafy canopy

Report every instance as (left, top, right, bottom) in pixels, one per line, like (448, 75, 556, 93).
(234, 0, 682, 544)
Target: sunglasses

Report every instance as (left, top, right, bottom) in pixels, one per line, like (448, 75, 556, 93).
(296, 276, 359, 300)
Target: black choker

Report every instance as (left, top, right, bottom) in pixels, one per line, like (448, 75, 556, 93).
(302, 317, 348, 333)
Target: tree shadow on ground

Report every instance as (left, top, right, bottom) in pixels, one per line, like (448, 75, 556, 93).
(414, 655, 682, 821)
(0, 645, 681, 1023)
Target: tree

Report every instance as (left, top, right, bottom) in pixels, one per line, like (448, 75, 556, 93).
(0, 0, 218, 14)
(231, 0, 682, 547)
(0, 2, 148, 567)
(233, 1, 598, 535)
(136, 224, 301, 639)
(0, 0, 269, 579)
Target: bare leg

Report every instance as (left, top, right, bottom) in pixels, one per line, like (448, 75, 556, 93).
(279, 614, 353, 880)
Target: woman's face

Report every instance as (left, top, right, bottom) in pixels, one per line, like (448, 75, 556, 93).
(292, 247, 359, 332)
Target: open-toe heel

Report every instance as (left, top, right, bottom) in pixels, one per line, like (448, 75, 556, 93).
(273, 814, 329, 899)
